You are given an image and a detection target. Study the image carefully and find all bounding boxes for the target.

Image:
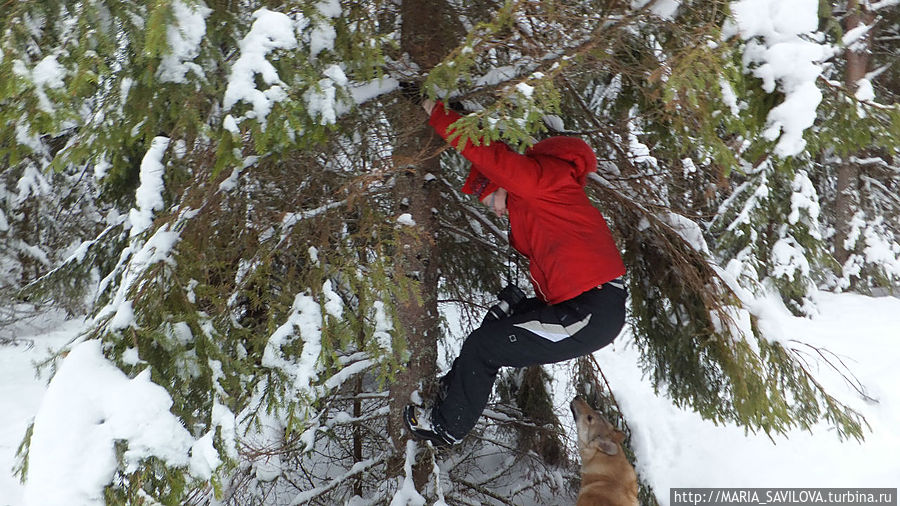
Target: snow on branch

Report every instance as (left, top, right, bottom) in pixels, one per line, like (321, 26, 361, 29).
(23, 341, 195, 505)
(288, 455, 387, 505)
(222, 9, 298, 124)
(261, 292, 324, 397)
(128, 136, 170, 237)
(724, 0, 830, 157)
(388, 440, 427, 506)
(870, 0, 899, 11)
(278, 199, 347, 245)
(157, 1, 211, 84)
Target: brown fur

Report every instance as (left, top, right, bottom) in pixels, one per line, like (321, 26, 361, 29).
(570, 397, 638, 506)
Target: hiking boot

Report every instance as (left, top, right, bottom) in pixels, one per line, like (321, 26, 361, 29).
(403, 404, 458, 447)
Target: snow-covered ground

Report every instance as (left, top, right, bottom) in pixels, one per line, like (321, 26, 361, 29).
(0, 313, 84, 506)
(2, 292, 898, 505)
(594, 291, 900, 493)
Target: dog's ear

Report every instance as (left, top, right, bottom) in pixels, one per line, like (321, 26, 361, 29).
(610, 430, 626, 445)
(593, 437, 619, 456)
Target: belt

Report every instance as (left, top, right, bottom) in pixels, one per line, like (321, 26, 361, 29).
(601, 277, 625, 290)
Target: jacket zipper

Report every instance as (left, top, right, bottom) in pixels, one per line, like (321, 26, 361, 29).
(529, 269, 549, 302)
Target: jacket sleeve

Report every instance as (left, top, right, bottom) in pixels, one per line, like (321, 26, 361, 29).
(428, 102, 543, 198)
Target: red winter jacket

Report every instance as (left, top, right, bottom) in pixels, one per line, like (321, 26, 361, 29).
(429, 102, 626, 304)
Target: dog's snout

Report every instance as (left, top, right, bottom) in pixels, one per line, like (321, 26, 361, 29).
(570, 396, 591, 420)
(571, 399, 638, 504)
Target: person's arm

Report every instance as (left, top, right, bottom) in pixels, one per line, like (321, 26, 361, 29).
(426, 102, 543, 198)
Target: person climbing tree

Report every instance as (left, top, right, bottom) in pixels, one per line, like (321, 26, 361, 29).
(404, 99, 628, 446)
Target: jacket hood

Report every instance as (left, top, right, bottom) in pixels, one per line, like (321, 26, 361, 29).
(527, 136, 597, 185)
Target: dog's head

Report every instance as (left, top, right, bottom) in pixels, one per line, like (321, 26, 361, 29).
(570, 397, 625, 456)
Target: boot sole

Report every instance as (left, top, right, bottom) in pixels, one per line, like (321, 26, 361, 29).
(403, 404, 450, 447)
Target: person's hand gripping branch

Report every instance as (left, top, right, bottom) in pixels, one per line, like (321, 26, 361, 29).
(417, 97, 505, 216)
(422, 99, 436, 115)
(483, 187, 508, 217)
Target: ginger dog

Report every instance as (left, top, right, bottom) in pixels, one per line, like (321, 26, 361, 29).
(570, 397, 638, 506)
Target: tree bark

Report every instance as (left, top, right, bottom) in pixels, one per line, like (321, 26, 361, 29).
(833, 1, 875, 269)
(386, 0, 462, 484)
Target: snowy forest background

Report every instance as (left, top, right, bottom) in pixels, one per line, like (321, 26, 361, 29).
(1, 0, 899, 504)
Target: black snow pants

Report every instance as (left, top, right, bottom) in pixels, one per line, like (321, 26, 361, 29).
(433, 279, 627, 440)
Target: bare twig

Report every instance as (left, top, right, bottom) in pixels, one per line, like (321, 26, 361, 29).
(589, 354, 632, 435)
(818, 75, 900, 111)
(788, 340, 878, 403)
(288, 455, 388, 504)
(438, 176, 508, 242)
(455, 477, 519, 506)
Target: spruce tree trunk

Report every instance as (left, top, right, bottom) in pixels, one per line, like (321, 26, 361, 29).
(834, 1, 874, 268)
(386, 0, 462, 470)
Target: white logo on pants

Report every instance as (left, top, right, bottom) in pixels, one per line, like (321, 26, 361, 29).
(513, 313, 592, 342)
